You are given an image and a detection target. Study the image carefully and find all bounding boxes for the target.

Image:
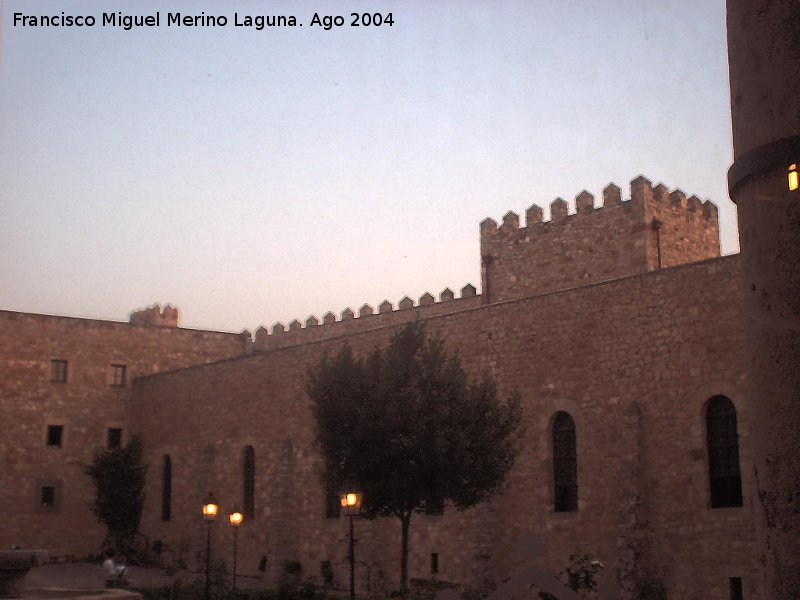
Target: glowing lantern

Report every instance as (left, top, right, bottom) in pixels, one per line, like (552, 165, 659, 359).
(202, 493, 218, 521)
(339, 490, 362, 512)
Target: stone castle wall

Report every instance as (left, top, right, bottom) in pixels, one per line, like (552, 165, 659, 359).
(132, 254, 756, 599)
(640, 178, 720, 270)
(1, 176, 753, 598)
(480, 176, 720, 303)
(0, 308, 248, 555)
(253, 285, 481, 352)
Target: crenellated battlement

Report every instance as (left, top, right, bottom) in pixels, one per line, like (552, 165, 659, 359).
(480, 176, 721, 303)
(129, 303, 180, 327)
(480, 176, 719, 240)
(251, 175, 720, 346)
(253, 284, 480, 351)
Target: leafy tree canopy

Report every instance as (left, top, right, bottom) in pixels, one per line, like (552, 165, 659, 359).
(85, 437, 147, 553)
(308, 322, 522, 591)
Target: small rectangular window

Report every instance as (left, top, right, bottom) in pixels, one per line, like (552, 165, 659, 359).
(325, 473, 341, 519)
(51, 360, 68, 383)
(320, 560, 334, 585)
(107, 428, 122, 449)
(553, 412, 579, 512)
(284, 561, 302, 575)
(111, 364, 127, 387)
(325, 489, 341, 519)
(47, 425, 63, 448)
(554, 485, 579, 512)
(41, 486, 56, 507)
(730, 577, 743, 600)
(431, 553, 439, 576)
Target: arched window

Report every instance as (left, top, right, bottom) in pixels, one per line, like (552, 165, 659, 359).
(161, 455, 172, 521)
(706, 396, 743, 508)
(552, 411, 578, 512)
(243, 446, 255, 520)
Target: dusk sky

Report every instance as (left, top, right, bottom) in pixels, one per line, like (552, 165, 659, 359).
(1, 1, 736, 333)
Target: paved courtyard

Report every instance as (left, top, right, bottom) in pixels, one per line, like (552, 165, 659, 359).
(25, 561, 185, 590)
(17, 562, 189, 599)
(21, 561, 267, 598)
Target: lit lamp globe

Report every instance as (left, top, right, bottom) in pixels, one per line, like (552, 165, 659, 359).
(202, 493, 218, 521)
(340, 491, 362, 513)
(229, 511, 244, 527)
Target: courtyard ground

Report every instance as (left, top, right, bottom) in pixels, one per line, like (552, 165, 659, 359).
(23, 561, 269, 597)
(25, 562, 185, 590)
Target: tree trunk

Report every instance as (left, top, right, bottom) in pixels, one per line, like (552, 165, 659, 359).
(400, 512, 411, 596)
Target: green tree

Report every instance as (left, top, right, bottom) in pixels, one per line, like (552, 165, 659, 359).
(85, 437, 147, 554)
(308, 322, 522, 595)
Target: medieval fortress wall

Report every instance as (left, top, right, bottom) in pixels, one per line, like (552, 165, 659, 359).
(253, 284, 481, 351)
(480, 175, 720, 303)
(132, 252, 750, 599)
(0, 176, 755, 598)
(255, 175, 720, 350)
(0, 308, 247, 553)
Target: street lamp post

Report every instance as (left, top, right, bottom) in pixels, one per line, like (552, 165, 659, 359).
(229, 510, 244, 593)
(340, 491, 362, 600)
(202, 492, 218, 600)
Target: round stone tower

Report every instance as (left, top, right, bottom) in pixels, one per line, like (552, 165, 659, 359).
(726, 1, 800, 597)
